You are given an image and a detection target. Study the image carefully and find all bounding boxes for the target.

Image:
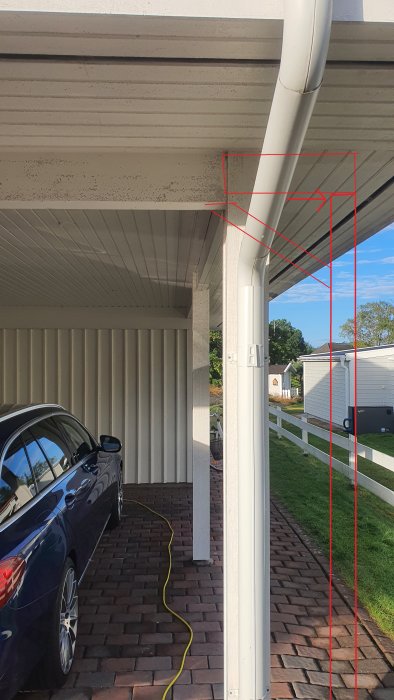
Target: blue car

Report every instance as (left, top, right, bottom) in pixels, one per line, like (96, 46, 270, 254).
(0, 404, 123, 699)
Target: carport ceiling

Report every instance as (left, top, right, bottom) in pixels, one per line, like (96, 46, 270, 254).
(0, 209, 213, 309)
(0, 12, 392, 324)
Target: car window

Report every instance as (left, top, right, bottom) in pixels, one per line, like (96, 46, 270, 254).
(23, 431, 56, 493)
(0, 437, 36, 525)
(55, 416, 96, 465)
(29, 419, 72, 478)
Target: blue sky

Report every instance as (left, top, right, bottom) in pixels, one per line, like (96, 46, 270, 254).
(269, 223, 394, 348)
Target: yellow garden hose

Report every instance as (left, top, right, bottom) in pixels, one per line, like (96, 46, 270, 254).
(124, 499, 194, 699)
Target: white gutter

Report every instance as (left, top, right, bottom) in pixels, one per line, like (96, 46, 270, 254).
(236, 2, 333, 699)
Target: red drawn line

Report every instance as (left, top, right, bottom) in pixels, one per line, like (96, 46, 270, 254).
(224, 151, 357, 157)
(224, 190, 354, 197)
(353, 152, 358, 700)
(210, 209, 330, 288)
(223, 190, 354, 195)
(329, 194, 334, 700)
(229, 202, 330, 269)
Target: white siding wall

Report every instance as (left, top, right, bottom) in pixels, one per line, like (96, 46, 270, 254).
(304, 361, 346, 426)
(0, 328, 191, 484)
(349, 355, 394, 407)
(268, 373, 282, 397)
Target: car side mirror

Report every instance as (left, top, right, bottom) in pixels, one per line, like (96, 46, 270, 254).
(99, 435, 122, 453)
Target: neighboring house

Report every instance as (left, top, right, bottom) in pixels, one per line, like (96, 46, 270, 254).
(311, 342, 353, 354)
(269, 363, 293, 397)
(300, 345, 394, 432)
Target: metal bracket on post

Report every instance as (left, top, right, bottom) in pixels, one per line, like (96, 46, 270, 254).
(247, 344, 264, 368)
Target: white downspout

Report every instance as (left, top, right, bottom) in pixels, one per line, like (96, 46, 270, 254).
(236, 2, 333, 699)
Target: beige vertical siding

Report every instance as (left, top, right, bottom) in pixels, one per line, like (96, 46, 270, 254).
(0, 328, 190, 484)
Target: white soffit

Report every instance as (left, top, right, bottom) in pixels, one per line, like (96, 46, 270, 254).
(0, 209, 213, 309)
(0, 11, 392, 319)
(0, 0, 393, 21)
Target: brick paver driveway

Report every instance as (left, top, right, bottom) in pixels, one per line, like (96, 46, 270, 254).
(20, 472, 393, 700)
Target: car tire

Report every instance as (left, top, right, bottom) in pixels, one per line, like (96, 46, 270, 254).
(40, 557, 79, 688)
(107, 469, 123, 530)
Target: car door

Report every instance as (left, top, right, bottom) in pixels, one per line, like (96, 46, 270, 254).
(25, 418, 97, 574)
(53, 415, 112, 538)
(0, 431, 69, 685)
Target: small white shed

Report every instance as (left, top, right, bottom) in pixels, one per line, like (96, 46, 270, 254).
(268, 363, 293, 397)
(301, 345, 394, 429)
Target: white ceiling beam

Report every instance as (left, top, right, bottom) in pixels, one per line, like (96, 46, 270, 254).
(0, 152, 223, 209)
(0, 1, 392, 22)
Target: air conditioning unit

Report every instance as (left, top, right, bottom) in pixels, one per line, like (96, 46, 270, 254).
(343, 406, 394, 435)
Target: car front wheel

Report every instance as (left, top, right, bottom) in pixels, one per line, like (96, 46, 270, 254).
(40, 558, 78, 688)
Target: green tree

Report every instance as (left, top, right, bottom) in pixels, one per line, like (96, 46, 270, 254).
(339, 301, 394, 346)
(269, 319, 312, 364)
(209, 330, 223, 386)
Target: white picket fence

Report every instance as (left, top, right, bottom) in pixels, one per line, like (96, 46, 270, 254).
(281, 388, 299, 399)
(269, 405, 394, 507)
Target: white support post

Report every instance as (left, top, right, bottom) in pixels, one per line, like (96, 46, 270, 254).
(192, 275, 211, 563)
(277, 406, 282, 439)
(349, 433, 356, 485)
(301, 415, 309, 455)
(223, 221, 242, 698)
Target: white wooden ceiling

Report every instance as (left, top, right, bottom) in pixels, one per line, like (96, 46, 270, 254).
(0, 60, 392, 151)
(0, 12, 392, 322)
(0, 209, 213, 309)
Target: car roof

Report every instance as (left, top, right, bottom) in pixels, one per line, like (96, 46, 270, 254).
(0, 404, 68, 454)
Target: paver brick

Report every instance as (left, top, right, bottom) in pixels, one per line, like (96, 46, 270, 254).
(92, 690, 132, 700)
(173, 684, 213, 699)
(270, 682, 294, 698)
(333, 691, 373, 700)
(136, 657, 172, 671)
(371, 690, 394, 700)
(294, 645, 328, 660)
(281, 655, 318, 671)
(271, 668, 306, 683)
(77, 673, 115, 688)
(293, 682, 330, 699)
(306, 671, 343, 687)
(114, 672, 153, 686)
(154, 670, 191, 685)
(342, 674, 382, 689)
(357, 660, 391, 674)
(192, 669, 223, 684)
(132, 687, 165, 700)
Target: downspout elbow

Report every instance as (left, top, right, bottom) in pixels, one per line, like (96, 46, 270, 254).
(237, 0, 333, 285)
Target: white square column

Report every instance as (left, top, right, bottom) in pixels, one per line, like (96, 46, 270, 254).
(223, 221, 242, 697)
(223, 214, 271, 699)
(192, 275, 211, 562)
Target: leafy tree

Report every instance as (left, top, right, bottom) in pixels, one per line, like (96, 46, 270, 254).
(209, 330, 223, 386)
(269, 319, 312, 364)
(339, 301, 394, 346)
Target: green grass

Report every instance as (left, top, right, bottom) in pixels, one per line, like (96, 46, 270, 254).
(279, 408, 394, 491)
(281, 402, 305, 414)
(270, 431, 394, 639)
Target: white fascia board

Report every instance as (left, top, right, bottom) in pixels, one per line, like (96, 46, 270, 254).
(0, 0, 393, 21)
(300, 355, 342, 362)
(345, 346, 394, 360)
